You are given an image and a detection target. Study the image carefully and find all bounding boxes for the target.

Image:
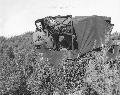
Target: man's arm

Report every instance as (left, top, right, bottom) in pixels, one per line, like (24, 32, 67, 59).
(44, 29, 49, 37)
(33, 32, 44, 45)
(33, 32, 38, 42)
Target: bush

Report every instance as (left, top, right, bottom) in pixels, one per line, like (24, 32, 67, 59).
(0, 31, 120, 95)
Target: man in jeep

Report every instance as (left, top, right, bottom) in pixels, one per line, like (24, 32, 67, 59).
(33, 19, 53, 49)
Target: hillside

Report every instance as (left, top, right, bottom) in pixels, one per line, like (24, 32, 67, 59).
(0, 31, 79, 95)
(0, 22, 120, 95)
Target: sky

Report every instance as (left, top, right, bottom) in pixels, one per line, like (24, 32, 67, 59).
(0, 0, 120, 38)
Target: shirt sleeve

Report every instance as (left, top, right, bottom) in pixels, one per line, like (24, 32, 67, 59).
(44, 29, 49, 37)
(33, 32, 41, 43)
(33, 32, 37, 42)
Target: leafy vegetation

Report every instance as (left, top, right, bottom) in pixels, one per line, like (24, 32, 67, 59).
(0, 30, 120, 95)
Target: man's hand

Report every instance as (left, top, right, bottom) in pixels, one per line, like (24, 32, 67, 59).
(37, 36, 41, 41)
(72, 35, 75, 39)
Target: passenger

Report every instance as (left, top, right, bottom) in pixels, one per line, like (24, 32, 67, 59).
(33, 19, 53, 49)
(51, 32, 60, 51)
(59, 35, 73, 60)
(59, 35, 69, 50)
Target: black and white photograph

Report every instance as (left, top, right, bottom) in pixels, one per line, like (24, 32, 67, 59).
(0, 0, 120, 95)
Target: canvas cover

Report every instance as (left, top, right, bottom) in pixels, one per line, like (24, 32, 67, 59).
(73, 16, 111, 55)
(33, 15, 112, 55)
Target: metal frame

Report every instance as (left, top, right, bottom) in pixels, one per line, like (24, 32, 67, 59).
(44, 15, 74, 51)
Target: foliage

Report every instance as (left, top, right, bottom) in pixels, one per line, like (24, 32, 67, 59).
(0, 31, 120, 95)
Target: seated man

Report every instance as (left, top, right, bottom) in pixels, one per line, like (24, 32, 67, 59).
(59, 33, 73, 50)
(33, 19, 53, 49)
(59, 35, 73, 60)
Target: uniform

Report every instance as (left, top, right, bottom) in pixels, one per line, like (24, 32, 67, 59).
(33, 29, 53, 49)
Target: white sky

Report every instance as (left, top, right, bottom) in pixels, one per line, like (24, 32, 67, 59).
(0, 0, 120, 38)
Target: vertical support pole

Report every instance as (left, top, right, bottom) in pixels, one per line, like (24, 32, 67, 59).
(71, 15, 74, 51)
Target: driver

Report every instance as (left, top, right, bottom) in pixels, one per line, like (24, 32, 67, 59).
(33, 19, 53, 49)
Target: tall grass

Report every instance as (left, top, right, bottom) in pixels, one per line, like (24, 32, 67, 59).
(0, 31, 120, 95)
